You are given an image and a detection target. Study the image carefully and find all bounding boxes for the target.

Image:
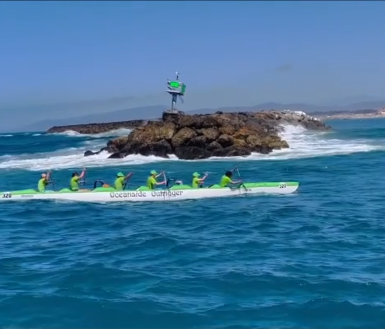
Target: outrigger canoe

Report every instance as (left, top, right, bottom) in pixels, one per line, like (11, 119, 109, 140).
(0, 181, 299, 202)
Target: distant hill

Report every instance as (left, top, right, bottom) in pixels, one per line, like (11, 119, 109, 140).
(18, 100, 385, 132)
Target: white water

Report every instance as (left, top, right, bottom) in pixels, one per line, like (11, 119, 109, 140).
(51, 128, 133, 139)
(256, 125, 381, 160)
(0, 125, 383, 171)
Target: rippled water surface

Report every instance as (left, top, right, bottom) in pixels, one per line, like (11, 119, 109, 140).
(1, 119, 385, 328)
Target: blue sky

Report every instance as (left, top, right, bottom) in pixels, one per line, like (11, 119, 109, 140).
(1, 1, 385, 129)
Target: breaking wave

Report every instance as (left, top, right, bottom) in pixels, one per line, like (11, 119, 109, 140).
(0, 122, 383, 171)
(51, 128, 132, 139)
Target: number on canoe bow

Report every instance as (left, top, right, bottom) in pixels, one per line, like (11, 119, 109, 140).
(278, 183, 287, 188)
(2, 192, 12, 198)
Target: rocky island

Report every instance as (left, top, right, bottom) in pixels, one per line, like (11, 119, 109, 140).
(83, 110, 330, 160)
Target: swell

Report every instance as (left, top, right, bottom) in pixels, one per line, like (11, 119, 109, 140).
(0, 123, 384, 171)
(2, 165, 385, 326)
(1, 119, 385, 328)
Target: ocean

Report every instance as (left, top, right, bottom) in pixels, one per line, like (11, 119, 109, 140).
(1, 118, 385, 328)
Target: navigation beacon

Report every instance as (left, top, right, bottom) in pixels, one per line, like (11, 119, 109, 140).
(166, 71, 186, 112)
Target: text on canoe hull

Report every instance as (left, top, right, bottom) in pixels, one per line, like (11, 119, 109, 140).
(110, 191, 184, 198)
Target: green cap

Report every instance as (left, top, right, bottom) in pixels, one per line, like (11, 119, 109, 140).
(150, 170, 158, 175)
(116, 172, 124, 177)
(192, 172, 200, 177)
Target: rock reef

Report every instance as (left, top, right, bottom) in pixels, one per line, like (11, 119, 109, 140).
(47, 120, 147, 134)
(85, 110, 330, 160)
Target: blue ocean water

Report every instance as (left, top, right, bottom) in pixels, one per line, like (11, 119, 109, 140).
(1, 119, 385, 328)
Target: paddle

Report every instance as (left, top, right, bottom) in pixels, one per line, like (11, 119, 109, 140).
(123, 173, 133, 190)
(231, 166, 247, 191)
(232, 166, 241, 178)
(80, 168, 87, 186)
(162, 171, 168, 188)
(166, 178, 174, 188)
(47, 170, 55, 190)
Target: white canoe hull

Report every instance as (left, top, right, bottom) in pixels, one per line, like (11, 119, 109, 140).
(0, 182, 299, 203)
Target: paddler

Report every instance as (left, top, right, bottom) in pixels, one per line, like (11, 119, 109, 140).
(219, 170, 242, 187)
(191, 172, 208, 188)
(114, 172, 133, 191)
(70, 167, 89, 191)
(147, 170, 166, 189)
(37, 171, 51, 192)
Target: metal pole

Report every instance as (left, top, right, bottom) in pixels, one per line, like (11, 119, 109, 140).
(172, 94, 177, 112)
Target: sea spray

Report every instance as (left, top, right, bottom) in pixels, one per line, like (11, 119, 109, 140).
(0, 123, 384, 170)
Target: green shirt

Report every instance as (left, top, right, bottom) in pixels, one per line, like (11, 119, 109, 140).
(70, 176, 80, 191)
(220, 175, 232, 187)
(147, 176, 157, 189)
(192, 177, 200, 188)
(114, 176, 125, 191)
(38, 178, 48, 192)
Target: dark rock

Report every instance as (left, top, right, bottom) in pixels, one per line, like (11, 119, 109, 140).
(174, 146, 212, 160)
(206, 141, 223, 151)
(136, 139, 172, 158)
(202, 116, 222, 128)
(108, 152, 126, 159)
(218, 125, 238, 135)
(178, 115, 205, 129)
(153, 139, 173, 156)
(200, 128, 219, 142)
(171, 127, 197, 148)
(217, 134, 234, 148)
(84, 150, 96, 156)
(212, 146, 251, 157)
(103, 145, 119, 154)
(188, 136, 207, 148)
(107, 136, 129, 148)
(95, 109, 330, 160)
(162, 110, 185, 123)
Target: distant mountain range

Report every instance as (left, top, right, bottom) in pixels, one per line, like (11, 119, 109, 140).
(18, 100, 385, 132)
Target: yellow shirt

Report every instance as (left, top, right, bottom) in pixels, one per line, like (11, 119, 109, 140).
(38, 178, 48, 192)
(192, 177, 200, 188)
(70, 176, 80, 191)
(114, 177, 125, 190)
(220, 175, 231, 187)
(147, 176, 157, 189)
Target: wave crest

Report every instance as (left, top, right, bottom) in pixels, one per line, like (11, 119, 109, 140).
(50, 128, 132, 139)
(0, 124, 383, 171)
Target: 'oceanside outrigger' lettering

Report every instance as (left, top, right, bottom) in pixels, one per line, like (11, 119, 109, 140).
(110, 191, 147, 198)
(109, 190, 184, 199)
(151, 190, 183, 197)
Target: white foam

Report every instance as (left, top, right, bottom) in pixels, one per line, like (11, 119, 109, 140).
(0, 149, 178, 171)
(51, 128, 132, 139)
(266, 124, 382, 160)
(0, 124, 383, 170)
(0, 134, 12, 137)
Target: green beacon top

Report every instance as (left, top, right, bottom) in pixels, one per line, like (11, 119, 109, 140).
(167, 80, 186, 95)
